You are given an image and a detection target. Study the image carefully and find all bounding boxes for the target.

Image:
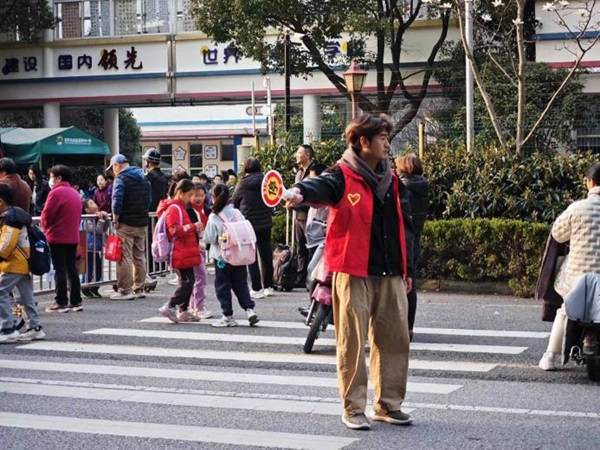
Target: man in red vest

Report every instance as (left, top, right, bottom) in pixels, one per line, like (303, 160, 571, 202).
(288, 114, 414, 431)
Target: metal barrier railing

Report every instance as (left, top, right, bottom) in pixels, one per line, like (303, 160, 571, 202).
(32, 213, 169, 295)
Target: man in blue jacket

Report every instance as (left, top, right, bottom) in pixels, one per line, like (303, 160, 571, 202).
(108, 154, 151, 300)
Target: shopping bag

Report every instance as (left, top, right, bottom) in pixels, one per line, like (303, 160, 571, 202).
(105, 233, 122, 262)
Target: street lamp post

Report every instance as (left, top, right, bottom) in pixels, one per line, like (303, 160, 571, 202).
(343, 59, 367, 120)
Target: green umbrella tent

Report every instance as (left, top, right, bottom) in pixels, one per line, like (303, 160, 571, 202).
(0, 127, 109, 165)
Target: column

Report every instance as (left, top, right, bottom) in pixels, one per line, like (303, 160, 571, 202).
(104, 108, 119, 155)
(43, 103, 61, 128)
(302, 94, 321, 144)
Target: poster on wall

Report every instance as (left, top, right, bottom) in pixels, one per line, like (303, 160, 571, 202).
(204, 164, 218, 178)
(204, 145, 218, 159)
(174, 146, 187, 161)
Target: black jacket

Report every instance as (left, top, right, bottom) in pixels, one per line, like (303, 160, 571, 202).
(399, 174, 430, 236)
(31, 181, 50, 216)
(296, 165, 415, 278)
(536, 234, 567, 322)
(147, 168, 169, 212)
(232, 172, 273, 231)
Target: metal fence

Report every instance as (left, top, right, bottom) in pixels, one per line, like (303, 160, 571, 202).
(32, 213, 168, 295)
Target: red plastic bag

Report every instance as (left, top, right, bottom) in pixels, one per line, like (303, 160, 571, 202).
(105, 234, 122, 262)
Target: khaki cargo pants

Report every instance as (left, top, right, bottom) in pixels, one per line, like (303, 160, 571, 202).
(332, 272, 410, 416)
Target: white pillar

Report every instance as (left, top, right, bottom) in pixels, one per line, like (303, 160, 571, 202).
(302, 94, 321, 144)
(43, 102, 60, 128)
(43, 0, 54, 78)
(104, 108, 119, 155)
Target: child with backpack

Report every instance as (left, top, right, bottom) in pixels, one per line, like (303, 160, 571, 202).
(188, 182, 212, 319)
(80, 198, 110, 298)
(156, 179, 203, 323)
(0, 184, 45, 343)
(204, 184, 259, 327)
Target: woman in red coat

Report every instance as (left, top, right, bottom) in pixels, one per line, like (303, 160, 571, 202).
(157, 179, 203, 323)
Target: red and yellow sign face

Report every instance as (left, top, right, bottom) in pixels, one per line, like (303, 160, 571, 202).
(262, 170, 284, 207)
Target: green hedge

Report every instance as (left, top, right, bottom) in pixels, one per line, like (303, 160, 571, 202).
(271, 216, 550, 297)
(419, 219, 550, 297)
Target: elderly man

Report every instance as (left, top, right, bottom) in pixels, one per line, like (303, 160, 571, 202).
(108, 154, 151, 300)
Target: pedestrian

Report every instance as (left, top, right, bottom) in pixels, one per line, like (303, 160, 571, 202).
(213, 174, 223, 185)
(83, 180, 97, 199)
(0, 184, 46, 343)
(305, 163, 329, 280)
(157, 179, 203, 323)
(232, 157, 275, 299)
(395, 154, 430, 341)
(108, 154, 151, 300)
(204, 184, 259, 327)
(290, 144, 315, 287)
(80, 198, 110, 299)
(93, 174, 112, 214)
(0, 158, 32, 213)
(144, 148, 168, 213)
(28, 165, 50, 216)
(287, 114, 414, 430)
(188, 182, 212, 319)
(539, 161, 600, 371)
(42, 165, 84, 313)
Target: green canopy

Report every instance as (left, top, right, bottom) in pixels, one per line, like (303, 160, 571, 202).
(0, 127, 109, 164)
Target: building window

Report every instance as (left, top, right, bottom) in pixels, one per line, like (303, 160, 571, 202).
(189, 143, 203, 174)
(221, 142, 234, 162)
(159, 143, 173, 174)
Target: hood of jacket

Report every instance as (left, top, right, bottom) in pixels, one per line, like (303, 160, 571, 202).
(1, 206, 32, 228)
(156, 198, 179, 218)
(119, 166, 146, 183)
(399, 174, 430, 196)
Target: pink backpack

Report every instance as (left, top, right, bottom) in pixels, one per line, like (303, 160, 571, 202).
(152, 205, 183, 263)
(218, 211, 257, 266)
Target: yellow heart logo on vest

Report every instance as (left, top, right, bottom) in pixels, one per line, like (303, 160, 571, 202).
(347, 193, 361, 206)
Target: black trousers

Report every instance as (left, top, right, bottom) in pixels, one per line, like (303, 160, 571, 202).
(50, 243, 82, 307)
(248, 227, 274, 291)
(168, 267, 195, 310)
(407, 236, 422, 331)
(295, 218, 309, 283)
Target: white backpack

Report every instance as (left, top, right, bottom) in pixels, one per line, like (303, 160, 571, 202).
(218, 211, 257, 266)
(152, 205, 183, 263)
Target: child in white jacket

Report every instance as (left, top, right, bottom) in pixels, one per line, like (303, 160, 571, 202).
(204, 184, 259, 327)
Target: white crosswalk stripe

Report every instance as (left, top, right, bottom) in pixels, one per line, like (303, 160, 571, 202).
(1, 310, 580, 449)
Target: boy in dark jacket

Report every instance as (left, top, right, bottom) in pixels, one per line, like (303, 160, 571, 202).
(0, 184, 45, 343)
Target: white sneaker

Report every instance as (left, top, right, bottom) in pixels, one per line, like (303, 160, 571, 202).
(197, 307, 214, 319)
(168, 276, 180, 286)
(110, 291, 135, 301)
(250, 289, 265, 299)
(18, 326, 46, 341)
(246, 308, 259, 326)
(539, 351, 561, 371)
(212, 315, 237, 327)
(158, 304, 179, 323)
(177, 310, 200, 322)
(0, 330, 20, 343)
(264, 287, 275, 297)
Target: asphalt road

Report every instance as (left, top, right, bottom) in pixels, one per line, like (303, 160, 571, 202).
(0, 273, 598, 450)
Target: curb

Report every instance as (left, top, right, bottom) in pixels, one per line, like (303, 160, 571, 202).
(416, 279, 513, 296)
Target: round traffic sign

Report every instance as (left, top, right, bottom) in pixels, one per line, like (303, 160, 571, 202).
(262, 170, 285, 207)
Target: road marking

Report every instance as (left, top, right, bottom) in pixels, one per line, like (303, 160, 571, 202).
(404, 402, 600, 419)
(0, 359, 462, 394)
(18, 342, 497, 372)
(85, 328, 527, 354)
(140, 317, 548, 338)
(0, 412, 358, 450)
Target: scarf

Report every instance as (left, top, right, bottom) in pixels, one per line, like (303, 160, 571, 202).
(340, 148, 392, 205)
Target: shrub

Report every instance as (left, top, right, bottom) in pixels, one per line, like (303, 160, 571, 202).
(421, 143, 598, 222)
(419, 218, 551, 297)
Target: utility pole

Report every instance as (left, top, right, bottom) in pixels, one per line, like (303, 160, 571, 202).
(465, 0, 474, 153)
(284, 30, 291, 132)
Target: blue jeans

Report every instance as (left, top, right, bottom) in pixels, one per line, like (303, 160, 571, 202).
(0, 273, 40, 333)
(214, 264, 254, 317)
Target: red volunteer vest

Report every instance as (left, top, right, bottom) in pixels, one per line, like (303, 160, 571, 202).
(324, 164, 408, 278)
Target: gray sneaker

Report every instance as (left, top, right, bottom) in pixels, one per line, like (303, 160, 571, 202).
(158, 304, 179, 323)
(342, 413, 371, 430)
(246, 308, 259, 326)
(370, 409, 412, 425)
(212, 315, 238, 327)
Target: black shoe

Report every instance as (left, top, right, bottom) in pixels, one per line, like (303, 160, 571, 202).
(90, 288, 102, 298)
(81, 288, 94, 299)
(298, 307, 309, 318)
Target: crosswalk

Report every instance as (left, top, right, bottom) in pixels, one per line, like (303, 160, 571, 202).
(0, 307, 595, 449)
